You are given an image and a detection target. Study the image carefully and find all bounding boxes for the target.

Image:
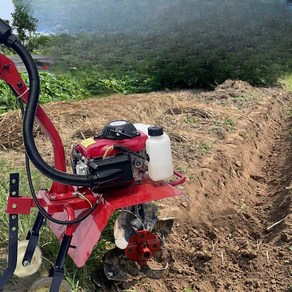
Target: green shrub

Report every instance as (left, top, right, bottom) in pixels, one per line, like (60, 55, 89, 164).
(0, 72, 91, 114)
(44, 21, 292, 91)
(81, 72, 156, 95)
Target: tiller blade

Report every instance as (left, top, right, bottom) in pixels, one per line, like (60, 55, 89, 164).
(93, 202, 178, 287)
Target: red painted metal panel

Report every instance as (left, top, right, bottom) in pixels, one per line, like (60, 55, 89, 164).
(6, 196, 34, 214)
(0, 53, 67, 194)
(48, 179, 182, 267)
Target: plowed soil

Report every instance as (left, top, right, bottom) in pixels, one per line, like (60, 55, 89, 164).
(0, 80, 291, 291)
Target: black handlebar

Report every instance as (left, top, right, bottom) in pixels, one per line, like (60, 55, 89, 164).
(0, 19, 107, 188)
(0, 19, 12, 44)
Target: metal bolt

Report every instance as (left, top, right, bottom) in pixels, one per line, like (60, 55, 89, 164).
(11, 179, 16, 184)
(17, 82, 23, 88)
(12, 203, 17, 209)
(11, 227, 16, 232)
(12, 191, 16, 196)
(12, 215, 16, 219)
(107, 272, 113, 277)
(23, 260, 30, 267)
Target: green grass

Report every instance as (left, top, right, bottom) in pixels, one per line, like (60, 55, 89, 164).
(223, 117, 237, 131)
(280, 73, 292, 92)
(198, 141, 212, 155)
(0, 70, 156, 114)
(1, 2, 292, 115)
(0, 72, 91, 114)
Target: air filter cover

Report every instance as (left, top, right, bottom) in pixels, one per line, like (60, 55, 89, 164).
(98, 120, 139, 140)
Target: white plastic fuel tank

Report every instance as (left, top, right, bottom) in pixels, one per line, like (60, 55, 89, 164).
(145, 126, 173, 181)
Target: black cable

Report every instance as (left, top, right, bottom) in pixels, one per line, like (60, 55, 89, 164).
(4, 33, 104, 187)
(113, 145, 148, 160)
(0, 25, 114, 224)
(26, 156, 101, 225)
(18, 99, 102, 225)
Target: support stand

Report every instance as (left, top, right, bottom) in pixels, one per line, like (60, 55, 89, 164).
(49, 235, 72, 292)
(0, 173, 20, 291)
(22, 211, 45, 266)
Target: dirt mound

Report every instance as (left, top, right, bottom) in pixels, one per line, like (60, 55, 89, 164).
(215, 79, 252, 91)
(0, 111, 41, 150)
(0, 81, 291, 291)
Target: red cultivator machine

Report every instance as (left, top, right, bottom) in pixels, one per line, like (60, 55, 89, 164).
(0, 20, 185, 291)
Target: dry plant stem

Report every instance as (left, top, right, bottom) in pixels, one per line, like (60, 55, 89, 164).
(266, 250, 270, 264)
(266, 215, 288, 232)
(220, 251, 224, 264)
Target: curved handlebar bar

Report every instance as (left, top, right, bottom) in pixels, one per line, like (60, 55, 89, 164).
(0, 19, 105, 188)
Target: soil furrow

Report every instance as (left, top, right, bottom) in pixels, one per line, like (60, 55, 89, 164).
(0, 80, 291, 291)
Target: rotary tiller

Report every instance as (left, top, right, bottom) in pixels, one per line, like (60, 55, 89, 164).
(0, 20, 185, 291)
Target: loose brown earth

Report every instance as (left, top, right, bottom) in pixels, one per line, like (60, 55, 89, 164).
(0, 80, 291, 291)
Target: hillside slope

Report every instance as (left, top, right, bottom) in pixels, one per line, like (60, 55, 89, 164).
(0, 80, 291, 291)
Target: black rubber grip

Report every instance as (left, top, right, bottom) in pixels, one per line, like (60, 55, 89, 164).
(0, 19, 12, 43)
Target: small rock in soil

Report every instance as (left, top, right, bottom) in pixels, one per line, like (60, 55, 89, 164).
(234, 161, 242, 167)
(280, 232, 289, 242)
(194, 251, 213, 262)
(242, 212, 251, 219)
(244, 278, 253, 285)
(250, 174, 267, 183)
(250, 231, 261, 240)
(240, 249, 257, 259)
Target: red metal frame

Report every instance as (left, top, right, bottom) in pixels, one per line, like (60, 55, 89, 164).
(52, 178, 183, 267)
(6, 173, 185, 267)
(0, 53, 67, 194)
(2, 54, 186, 268)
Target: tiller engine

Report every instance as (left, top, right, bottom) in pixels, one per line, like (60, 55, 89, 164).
(0, 20, 185, 291)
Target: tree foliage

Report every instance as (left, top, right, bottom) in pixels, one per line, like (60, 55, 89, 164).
(11, 3, 38, 44)
(8, 1, 292, 92)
